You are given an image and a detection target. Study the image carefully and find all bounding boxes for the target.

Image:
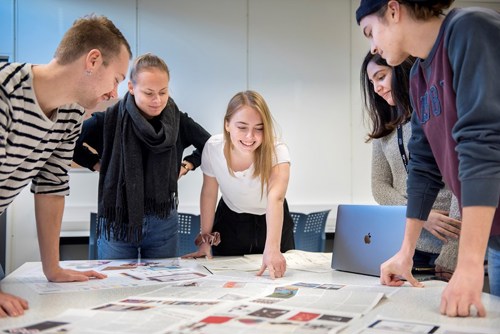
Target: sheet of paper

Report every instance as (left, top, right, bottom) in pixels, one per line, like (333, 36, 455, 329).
(3, 271, 387, 334)
(167, 301, 359, 334)
(354, 316, 500, 334)
(3, 300, 358, 334)
(136, 274, 283, 301)
(245, 250, 333, 273)
(16, 259, 208, 294)
(193, 257, 261, 272)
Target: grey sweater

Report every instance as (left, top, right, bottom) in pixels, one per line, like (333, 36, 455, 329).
(372, 121, 459, 271)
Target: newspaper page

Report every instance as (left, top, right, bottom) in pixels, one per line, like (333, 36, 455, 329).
(354, 316, 500, 334)
(15, 259, 208, 294)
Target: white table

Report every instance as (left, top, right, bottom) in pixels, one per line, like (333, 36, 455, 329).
(1, 261, 499, 333)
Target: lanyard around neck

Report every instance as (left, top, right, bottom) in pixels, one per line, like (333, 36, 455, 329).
(397, 125, 409, 174)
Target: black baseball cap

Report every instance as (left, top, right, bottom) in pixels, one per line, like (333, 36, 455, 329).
(356, 0, 429, 25)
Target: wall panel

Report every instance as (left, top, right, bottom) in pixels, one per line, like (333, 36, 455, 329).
(138, 0, 247, 209)
(249, 0, 353, 208)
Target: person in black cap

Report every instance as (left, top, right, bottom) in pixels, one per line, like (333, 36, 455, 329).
(360, 51, 461, 279)
(356, 0, 500, 318)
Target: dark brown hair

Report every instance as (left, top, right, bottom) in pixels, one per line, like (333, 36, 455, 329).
(402, 0, 454, 20)
(372, 0, 454, 22)
(360, 52, 415, 141)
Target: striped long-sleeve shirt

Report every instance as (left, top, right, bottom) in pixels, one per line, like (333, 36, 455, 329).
(0, 62, 84, 214)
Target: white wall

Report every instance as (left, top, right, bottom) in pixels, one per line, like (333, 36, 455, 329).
(134, 0, 367, 216)
(249, 1, 353, 207)
(2, 0, 499, 273)
(0, 0, 14, 60)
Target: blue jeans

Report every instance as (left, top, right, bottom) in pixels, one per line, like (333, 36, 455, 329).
(98, 211, 179, 260)
(488, 235, 500, 297)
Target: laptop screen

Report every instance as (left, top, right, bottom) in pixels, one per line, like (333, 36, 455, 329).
(331, 204, 406, 277)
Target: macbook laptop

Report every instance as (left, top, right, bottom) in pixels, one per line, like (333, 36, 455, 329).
(331, 204, 407, 277)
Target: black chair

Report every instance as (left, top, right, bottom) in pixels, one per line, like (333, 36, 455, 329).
(290, 210, 331, 252)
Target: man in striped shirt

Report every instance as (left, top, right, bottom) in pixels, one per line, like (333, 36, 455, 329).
(0, 14, 131, 318)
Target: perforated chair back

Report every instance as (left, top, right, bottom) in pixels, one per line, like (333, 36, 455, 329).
(178, 213, 201, 256)
(291, 210, 330, 252)
(290, 212, 307, 234)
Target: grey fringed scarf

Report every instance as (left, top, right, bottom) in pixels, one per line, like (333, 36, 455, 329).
(98, 92, 180, 243)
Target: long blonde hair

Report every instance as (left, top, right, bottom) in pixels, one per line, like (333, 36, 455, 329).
(223, 90, 277, 196)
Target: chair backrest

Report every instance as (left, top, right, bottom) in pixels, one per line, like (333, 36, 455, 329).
(89, 212, 98, 260)
(290, 210, 330, 252)
(178, 213, 201, 256)
(290, 212, 307, 234)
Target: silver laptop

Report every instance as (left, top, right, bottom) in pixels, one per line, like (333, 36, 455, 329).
(331, 204, 407, 277)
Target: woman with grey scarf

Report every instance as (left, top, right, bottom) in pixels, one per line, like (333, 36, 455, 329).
(73, 53, 210, 259)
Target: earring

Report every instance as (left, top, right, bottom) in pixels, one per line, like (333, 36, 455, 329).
(86, 70, 92, 76)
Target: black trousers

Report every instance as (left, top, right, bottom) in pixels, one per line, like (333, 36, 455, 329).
(212, 198, 295, 256)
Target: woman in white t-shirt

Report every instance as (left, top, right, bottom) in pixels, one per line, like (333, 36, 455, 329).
(184, 90, 294, 279)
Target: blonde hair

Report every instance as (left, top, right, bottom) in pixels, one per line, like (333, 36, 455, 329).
(129, 53, 170, 85)
(223, 90, 277, 196)
(54, 14, 132, 66)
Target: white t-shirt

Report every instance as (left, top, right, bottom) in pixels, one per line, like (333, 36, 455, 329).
(201, 134, 290, 215)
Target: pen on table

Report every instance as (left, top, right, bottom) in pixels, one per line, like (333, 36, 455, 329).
(203, 265, 213, 275)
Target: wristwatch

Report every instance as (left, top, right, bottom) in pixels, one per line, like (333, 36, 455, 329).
(181, 162, 190, 172)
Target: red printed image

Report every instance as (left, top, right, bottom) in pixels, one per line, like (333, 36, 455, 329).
(200, 316, 234, 324)
(288, 312, 320, 322)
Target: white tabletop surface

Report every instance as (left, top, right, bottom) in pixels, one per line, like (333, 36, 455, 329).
(1, 260, 499, 333)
